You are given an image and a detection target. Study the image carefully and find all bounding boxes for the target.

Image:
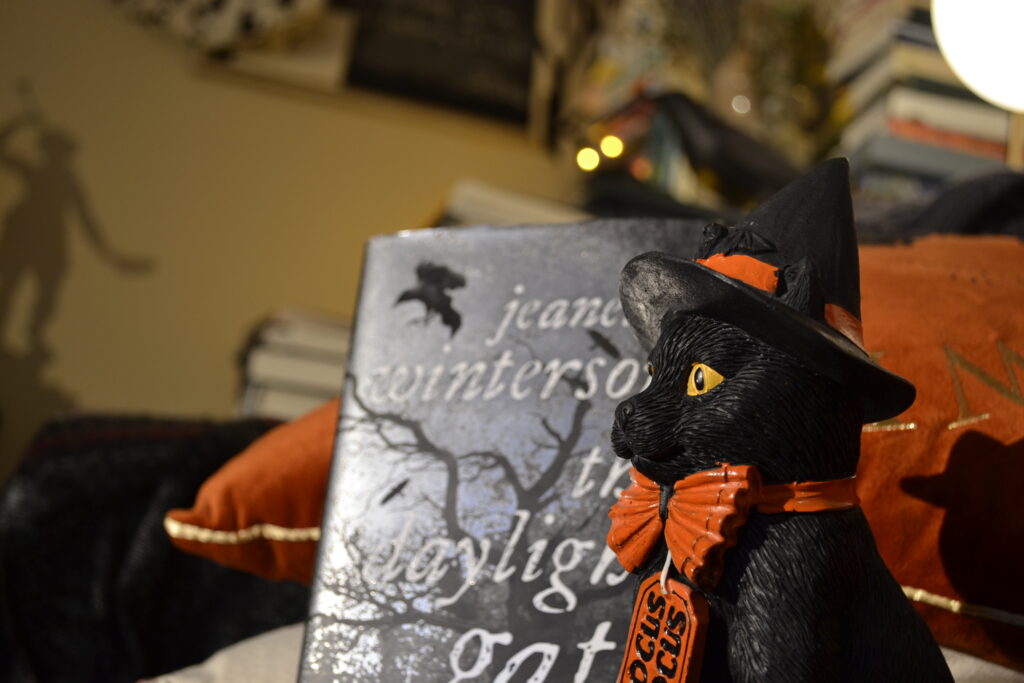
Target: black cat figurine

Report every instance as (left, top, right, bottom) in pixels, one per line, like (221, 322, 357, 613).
(607, 159, 952, 682)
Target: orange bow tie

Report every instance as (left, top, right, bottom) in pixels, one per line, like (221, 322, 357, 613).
(607, 464, 859, 591)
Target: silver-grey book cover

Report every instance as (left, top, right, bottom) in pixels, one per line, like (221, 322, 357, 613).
(301, 219, 701, 681)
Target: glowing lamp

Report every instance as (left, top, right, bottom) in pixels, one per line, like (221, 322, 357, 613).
(932, 0, 1024, 167)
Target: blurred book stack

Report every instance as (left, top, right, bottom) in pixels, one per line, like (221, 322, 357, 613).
(437, 178, 590, 227)
(238, 309, 350, 421)
(829, 0, 1006, 200)
(238, 181, 585, 422)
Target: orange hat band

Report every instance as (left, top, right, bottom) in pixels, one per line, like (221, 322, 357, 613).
(695, 253, 866, 351)
(824, 303, 865, 351)
(696, 253, 779, 293)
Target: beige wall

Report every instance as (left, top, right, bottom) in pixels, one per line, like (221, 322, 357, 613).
(0, 0, 576, 478)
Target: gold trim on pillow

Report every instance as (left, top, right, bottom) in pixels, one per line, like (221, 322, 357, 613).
(903, 585, 1024, 627)
(164, 516, 321, 544)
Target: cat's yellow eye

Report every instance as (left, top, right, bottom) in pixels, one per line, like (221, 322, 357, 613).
(686, 363, 724, 396)
(647, 362, 655, 377)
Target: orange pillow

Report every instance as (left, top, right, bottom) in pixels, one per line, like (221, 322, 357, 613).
(857, 235, 1024, 671)
(164, 398, 339, 584)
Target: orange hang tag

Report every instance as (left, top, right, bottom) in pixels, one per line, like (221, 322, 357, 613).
(616, 572, 708, 683)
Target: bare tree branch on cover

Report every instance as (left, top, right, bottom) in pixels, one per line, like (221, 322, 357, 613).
(311, 371, 610, 679)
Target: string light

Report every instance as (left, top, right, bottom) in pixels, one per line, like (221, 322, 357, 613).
(599, 135, 624, 158)
(576, 147, 600, 171)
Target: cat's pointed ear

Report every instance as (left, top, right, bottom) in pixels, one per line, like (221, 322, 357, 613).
(777, 258, 824, 319)
(696, 223, 729, 259)
(696, 223, 776, 259)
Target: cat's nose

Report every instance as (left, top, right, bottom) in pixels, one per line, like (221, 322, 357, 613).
(615, 399, 636, 428)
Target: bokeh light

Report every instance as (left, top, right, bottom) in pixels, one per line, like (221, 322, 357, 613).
(576, 147, 600, 171)
(599, 135, 624, 158)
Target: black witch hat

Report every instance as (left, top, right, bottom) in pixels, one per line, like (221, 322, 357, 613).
(620, 158, 914, 423)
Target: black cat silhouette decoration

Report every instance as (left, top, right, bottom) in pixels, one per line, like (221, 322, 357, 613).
(607, 159, 952, 682)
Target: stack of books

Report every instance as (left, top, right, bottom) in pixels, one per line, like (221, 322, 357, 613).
(237, 309, 351, 421)
(828, 0, 1006, 197)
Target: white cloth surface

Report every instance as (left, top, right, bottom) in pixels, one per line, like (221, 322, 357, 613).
(146, 623, 1023, 682)
(144, 622, 305, 683)
(942, 648, 1024, 683)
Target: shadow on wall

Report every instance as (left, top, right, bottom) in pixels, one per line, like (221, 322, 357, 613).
(0, 80, 155, 481)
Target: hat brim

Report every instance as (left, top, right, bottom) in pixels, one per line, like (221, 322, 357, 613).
(620, 252, 915, 423)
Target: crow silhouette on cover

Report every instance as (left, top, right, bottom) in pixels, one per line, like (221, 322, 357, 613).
(379, 478, 410, 505)
(608, 159, 952, 682)
(394, 261, 465, 337)
(587, 329, 621, 359)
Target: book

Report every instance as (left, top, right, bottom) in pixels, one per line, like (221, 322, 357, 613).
(440, 179, 591, 227)
(837, 76, 1010, 183)
(886, 117, 1006, 160)
(833, 40, 964, 122)
(255, 309, 353, 359)
(881, 86, 1008, 143)
(825, 0, 942, 87)
(300, 218, 706, 681)
(245, 348, 345, 395)
(842, 106, 1008, 168)
(848, 133, 1002, 181)
(238, 309, 351, 420)
(826, 0, 902, 84)
(239, 385, 335, 421)
(213, 10, 358, 93)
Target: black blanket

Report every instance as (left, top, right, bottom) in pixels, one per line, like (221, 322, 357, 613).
(0, 416, 310, 683)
